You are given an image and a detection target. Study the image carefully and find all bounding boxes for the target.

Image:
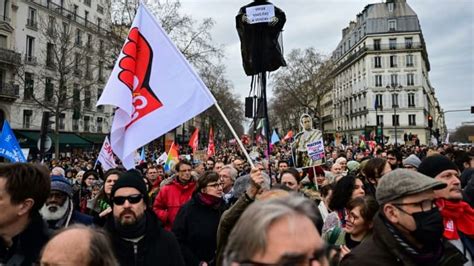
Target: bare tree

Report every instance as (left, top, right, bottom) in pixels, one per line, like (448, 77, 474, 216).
(450, 125, 474, 143)
(15, 15, 116, 158)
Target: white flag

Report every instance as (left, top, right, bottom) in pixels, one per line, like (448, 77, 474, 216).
(97, 136, 117, 171)
(97, 4, 216, 169)
(156, 152, 168, 165)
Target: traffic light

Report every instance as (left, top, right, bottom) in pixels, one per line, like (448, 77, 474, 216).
(428, 115, 433, 128)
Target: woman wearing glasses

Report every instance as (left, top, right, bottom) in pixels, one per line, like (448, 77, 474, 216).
(172, 171, 225, 266)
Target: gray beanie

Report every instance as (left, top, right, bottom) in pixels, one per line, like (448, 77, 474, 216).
(402, 154, 421, 169)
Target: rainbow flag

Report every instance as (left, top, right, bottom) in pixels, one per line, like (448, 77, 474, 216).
(164, 142, 179, 172)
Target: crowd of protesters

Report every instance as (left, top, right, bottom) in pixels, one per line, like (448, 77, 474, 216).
(0, 140, 473, 266)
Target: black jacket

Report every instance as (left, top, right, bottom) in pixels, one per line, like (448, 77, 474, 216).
(105, 211, 185, 266)
(341, 213, 467, 266)
(0, 212, 50, 266)
(172, 194, 224, 266)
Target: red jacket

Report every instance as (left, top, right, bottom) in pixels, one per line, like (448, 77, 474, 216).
(153, 178, 196, 230)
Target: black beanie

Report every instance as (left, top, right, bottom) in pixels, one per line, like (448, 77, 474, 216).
(111, 170, 149, 205)
(418, 155, 458, 178)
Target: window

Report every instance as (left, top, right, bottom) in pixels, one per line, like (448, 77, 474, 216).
(389, 38, 397, 50)
(74, 53, 81, 76)
(85, 57, 92, 79)
(409, 114, 416, 126)
(376, 94, 383, 109)
(45, 78, 54, 101)
(75, 28, 82, 46)
(406, 54, 414, 67)
(23, 110, 32, 128)
(0, 34, 7, 48)
(59, 113, 65, 130)
(86, 34, 92, 48)
(392, 93, 399, 107)
(98, 61, 104, 82)
(388, 20, 396, 31)
(390, 55, 397, 67)
(97, 117, 103, 132)
(84, 10, 89, 24)
(408, 93, 415, 107)
(377, 115, 383, 126)
(97, 5, 104, 14)
(391, 74, 398, 87)
(374, 39, 381, 50)
(27, 7, 37, 29)
(407, 73, 414, 86)
(97, 18, 102, 30)
(375, 75, 382, 87)
(392, 114, 400, 126)
(84, 88, 91, 109)
(47, 16, 56, 36)
(84, 116, 90, 131)
(388, 2, 394, 12)
(72, 118, 79, 131)
(46, 43, 55, 67)
(24, 72, 34, 100)
(84, 0, 91, 7)
(73, 5, 78, 18)
(26, 36, 35, 63)
(405, 37, 413, 49)
(374, 56, 382, 68)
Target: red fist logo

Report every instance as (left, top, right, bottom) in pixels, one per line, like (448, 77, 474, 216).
(118, 27, 163, 128)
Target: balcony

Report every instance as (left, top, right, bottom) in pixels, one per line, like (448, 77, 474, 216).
(0, 83, 19, 102)
(24, 55, 37, 65)
(0, 48, 21, 65)
(26, 19, 38, 31)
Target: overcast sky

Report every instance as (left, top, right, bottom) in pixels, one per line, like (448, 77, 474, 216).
(179, 0, 473, 130)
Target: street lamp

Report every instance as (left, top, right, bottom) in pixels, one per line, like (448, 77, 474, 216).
(386, 84, 403, 147)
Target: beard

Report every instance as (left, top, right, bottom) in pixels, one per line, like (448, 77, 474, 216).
(40, 200, 70, 221)
(119, 209, 139, 225)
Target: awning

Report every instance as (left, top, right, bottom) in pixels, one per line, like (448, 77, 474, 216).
(77, 133, 107, 144)
(14, 130, 92, 149)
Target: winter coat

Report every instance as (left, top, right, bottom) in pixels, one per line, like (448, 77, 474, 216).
(340, 213, 467, 266)
(0, 212, 50, 265)
(172, 194, 225, 266)
(105, 211, 185, 266)
(216, 193, 254, 266)
(153, 179, 196, 230)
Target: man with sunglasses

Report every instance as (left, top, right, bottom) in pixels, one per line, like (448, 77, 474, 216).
(105, 170, 185, 266)
(341, 169, 466, 266)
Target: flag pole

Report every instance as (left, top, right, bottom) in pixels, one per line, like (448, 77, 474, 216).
(214, 103, 255, 168)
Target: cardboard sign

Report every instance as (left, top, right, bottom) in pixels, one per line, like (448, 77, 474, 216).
(306, 139, 325, 161)
(245, 4, 275, 24)
(193, 150, 208, 162)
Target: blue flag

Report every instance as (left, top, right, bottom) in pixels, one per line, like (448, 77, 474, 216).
(271, 129, 280, 144)
(0, 121, 26, 162)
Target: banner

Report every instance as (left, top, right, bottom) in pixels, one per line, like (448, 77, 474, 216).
(0, 121, 26, 162)
(188, 128, 199, 153)
(97, 136, 117, 171)
(97, 4, 216, 169)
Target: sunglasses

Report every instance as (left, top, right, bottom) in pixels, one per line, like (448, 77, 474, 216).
(113, 194, 143, 205)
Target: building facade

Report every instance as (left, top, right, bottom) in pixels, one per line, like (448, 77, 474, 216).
(331, 0, 446, 145)
(0, 0, 118, 151)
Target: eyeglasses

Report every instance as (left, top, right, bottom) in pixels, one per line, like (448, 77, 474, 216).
(238, 245, 329, 266)
(207, 182, 224, 188)
(112, 194, 143, 205)
(179, 169, 192, 173)
(393, 199, 437, 213)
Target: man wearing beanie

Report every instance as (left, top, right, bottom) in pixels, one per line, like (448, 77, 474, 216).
(418, 155, 474, 265)
(40, 175, 93, 230)
(402, 154, 421, 171)
(104, 170, 185, 266)
(341, 169, 466, 266)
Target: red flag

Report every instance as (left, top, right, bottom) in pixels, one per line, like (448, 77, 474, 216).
(207, 128, 215, 157)
(283, 130, 294, 141)
(188, 128, 199, 153)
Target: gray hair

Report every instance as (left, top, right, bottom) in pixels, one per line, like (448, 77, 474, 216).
(232, 172, 271, 199)
(43, 225, 119, 266)
(51, 166, 65, 177)
(222, 195, 320, 265)
(220, 165, 238, 181)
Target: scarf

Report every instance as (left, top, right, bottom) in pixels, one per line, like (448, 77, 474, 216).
(198, 193, 222, 209)
(115, 213, 147, 239)
(436, 198, 474, 240)
(382, 214, 443, 264)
